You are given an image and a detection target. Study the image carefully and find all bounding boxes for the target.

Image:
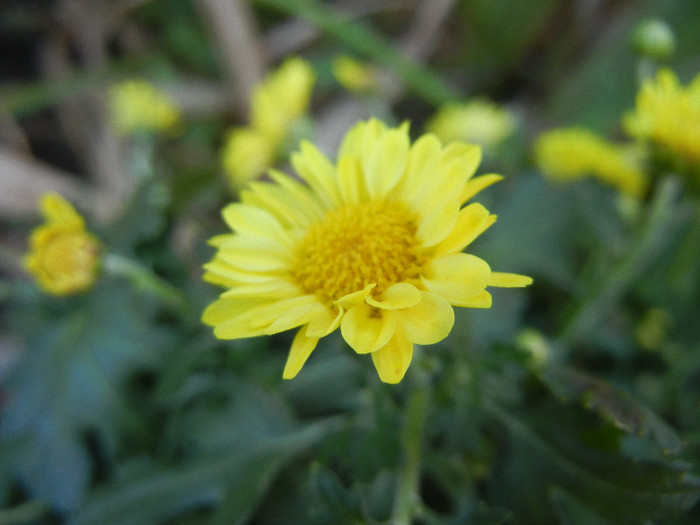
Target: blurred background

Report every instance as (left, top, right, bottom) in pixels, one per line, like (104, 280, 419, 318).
(2, 0, 700, 524)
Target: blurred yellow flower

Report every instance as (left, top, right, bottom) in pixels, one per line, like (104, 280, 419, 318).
(222, 57, 315, 189)
(426, 99, 516, 148)
(534, 127, 648, 198)
(108, 80, 180, 135)
(203, 118, 531, 384)
(332, 55, 379, 94)
(624, 68, 700, 165)
(250, 57, 315, 144)
(24, 193, 100, 296)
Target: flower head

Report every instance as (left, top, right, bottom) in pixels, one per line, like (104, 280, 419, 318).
(108, 79, 180, 135)
(203, 119, 531, 384)
(24, 193, 101, 295)
(624, 68, 700, 166)
(222, 57, 315, 189)
(426, 99, 516, 149)
(534, 127, 648, 197)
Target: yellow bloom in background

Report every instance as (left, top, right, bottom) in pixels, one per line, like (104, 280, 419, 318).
(108, 79, 181, 136)
(624, 68, 700, 165)
(534, 127, 648, 198)
(24, 193, 100, 296)
(221, 128, 276, 189)
(222, 57, 316, 189)
(250, 57, 315, 144)
(203, 118, 532, 384)
(332, 55, 379, 94)
(426, 99, 516, 149)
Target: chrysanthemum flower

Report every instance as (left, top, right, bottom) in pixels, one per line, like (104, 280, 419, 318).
(203, 119, 532, 384)
(534, 127, 648, 198)
(624, 68, 700, 166)
(426, 99, 516, 149)
(108, 79, 180, 136)
(222, 57, 315, 189)
(24, 193, 101, 295)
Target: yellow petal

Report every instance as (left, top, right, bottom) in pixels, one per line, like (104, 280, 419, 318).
(334, 283, 375, 308)
(41, 193, 84, 227)
(217, 235, 293, 271)
(340, 303, 397, 354)
(291, 141, 341, 208)
(269, 169, 328, 217)
(305, 305, 343, 338)
(397, 291, 454, 345)
(454, 290, 492, 308)
(209, 295, 318, 339)
(243, 182, 316, 228)
(394, 133, 442, 203)
(283, 329, 319, 379)
(220, 279, 299, 298)
(365, 282, 421, 310)
(415, 199, 460, 247)
(370, 331, 413, 384)
(222, 203, 287, 243)
(488, 272, 533, 288)
(337, 156, 367, 205)
(421, 253, 491, 305)
(459, 173, 503, 204)
(434, 203, 496, 255)
(439, 142, 482, 179)
(363, 128, 409, 199)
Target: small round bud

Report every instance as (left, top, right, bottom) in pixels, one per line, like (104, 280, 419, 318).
(632, 19, 676, 61)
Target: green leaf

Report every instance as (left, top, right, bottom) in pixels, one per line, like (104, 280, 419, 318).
(68, 421, 332, 525)
(485, 398, 700, 524)
(1, 283, 172, 512)
(539, 365, 683, 456)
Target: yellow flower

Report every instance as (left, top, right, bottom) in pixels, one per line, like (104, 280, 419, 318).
(250, 57, 315, 144)
(624, 68, 700, 165)
(221, 128, 276, 189)
(108, 79, 180, 135)
(426, 100, 516, 148)
(203, 119, 531, 384)
(534, 127, 648, 198)
(24, 193, 100, 295)
(222, 58, 315, 189)
(332, 55, 379, 94)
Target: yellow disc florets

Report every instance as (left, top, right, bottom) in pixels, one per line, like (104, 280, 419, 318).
(294, 201, 421, 301)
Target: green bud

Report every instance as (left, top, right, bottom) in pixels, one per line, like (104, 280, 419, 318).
(632, 19, 676, 61)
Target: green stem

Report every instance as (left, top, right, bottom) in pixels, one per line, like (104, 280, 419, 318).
(392, 354, 430, 525)
(102, 253, 185, 308)
(253, 0, 458, 106)
(557, 176, 681, 347)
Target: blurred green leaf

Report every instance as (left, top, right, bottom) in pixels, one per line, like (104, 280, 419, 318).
(486, 398, 700, 524)
(1, 283, 172, 511)
(68, 420, 333, 525)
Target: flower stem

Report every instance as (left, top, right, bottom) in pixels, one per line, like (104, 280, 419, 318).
(392, 355, 430, 525)
(102, 253, 185, 308)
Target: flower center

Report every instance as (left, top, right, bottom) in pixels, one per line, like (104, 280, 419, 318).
(42, 231, 99, 290)
(294, 201, 421, 302)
